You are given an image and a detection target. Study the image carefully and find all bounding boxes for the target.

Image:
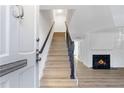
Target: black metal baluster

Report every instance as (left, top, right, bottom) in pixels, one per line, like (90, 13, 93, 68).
(65, 22, 75, 79)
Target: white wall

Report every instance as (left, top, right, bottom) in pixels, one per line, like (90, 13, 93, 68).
(38, 10, 53, 48)
(77, 32, 124, 68)
(53, 9, 66, 32)
(66, 9, 75, 25)
(76, 34, 90, 67)
(110, 6, 124, 27)
(37, 9, 54, 80)
(53, 17, 66, 32)
(78, 30, 124, 68)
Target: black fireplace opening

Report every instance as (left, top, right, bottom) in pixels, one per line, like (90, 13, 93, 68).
(93, 55, 110, 69)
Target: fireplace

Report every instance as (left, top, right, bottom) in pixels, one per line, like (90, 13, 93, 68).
(93, 55, 110, 69)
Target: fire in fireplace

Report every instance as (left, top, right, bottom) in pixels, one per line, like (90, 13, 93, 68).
(93, 55, 110, 69)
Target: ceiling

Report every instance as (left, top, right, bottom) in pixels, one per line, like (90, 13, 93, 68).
(40, 5, 124, 41)
(40, 5, 81, 9)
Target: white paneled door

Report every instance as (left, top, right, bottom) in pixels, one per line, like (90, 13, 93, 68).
(0, 6, 38, 88)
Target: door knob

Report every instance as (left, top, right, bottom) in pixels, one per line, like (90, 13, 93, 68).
(36, 57, 41, 62)
(36, 38, 40, 42)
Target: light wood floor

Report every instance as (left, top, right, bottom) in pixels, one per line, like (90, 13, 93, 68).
(77, 61, 124, 88)
(40, 32, 77, 88)
(40, 32, 124, 88)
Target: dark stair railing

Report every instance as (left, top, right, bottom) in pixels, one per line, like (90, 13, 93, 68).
(65, 22, 75, 79)
(36, 22, 54, 62)
(39, 23, 54, 54)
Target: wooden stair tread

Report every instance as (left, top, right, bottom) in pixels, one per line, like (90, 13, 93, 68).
(48, 55, 68, 57)
(46, 61, 70, 63)
(48, 53, 68, 56)
(50, 46, 67, 48)
(40, 79, 77, 88)
(46, 63, 70, 66)
(50, 47, 67, 49)
(45, 64, 70, 68)
(50, 48, 67, 50)
(48, 56, 69, 59)
(53, 32, 65, 37)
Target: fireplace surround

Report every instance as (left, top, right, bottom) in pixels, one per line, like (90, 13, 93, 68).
(93, 55, 110, 69)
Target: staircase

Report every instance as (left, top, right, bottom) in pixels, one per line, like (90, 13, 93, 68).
(40, 32, 77, 88)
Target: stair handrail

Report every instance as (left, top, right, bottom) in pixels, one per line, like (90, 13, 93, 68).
(65, 22, 75, 79)
(39, 22, 54, 54)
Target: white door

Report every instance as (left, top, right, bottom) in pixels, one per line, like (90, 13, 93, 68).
(0, 5, 38, 88)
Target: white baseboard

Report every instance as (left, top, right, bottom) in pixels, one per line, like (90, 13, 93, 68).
(74, 57, 91, 68)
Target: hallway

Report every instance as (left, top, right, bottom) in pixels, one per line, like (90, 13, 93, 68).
(40, 32, 77, 88)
